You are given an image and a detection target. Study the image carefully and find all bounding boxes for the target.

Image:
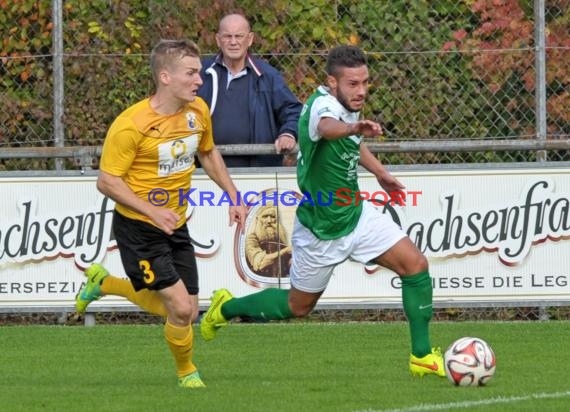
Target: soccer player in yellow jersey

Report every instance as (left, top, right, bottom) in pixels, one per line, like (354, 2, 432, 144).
(75, 39, 246, 388)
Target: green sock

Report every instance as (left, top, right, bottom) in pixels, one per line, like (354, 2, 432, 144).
(221, 288, 293, 321)
(401, 270, 433, 358)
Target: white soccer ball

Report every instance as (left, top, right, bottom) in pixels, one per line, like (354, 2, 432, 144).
(444, 336, 496, 386)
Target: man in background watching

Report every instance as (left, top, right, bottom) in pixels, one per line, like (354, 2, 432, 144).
(198, 13, 302, 167)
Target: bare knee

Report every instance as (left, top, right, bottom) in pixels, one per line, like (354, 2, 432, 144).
(405, 253, 428, 276)
(396, 253, 429, 276)
(188, 296, 200, 324)
(289, 303, 313, 318)
(159, 281, 198, 325)
(190, 311, 199, 324)
(288, 289, 320, 317)
(167, 301, 193, 325)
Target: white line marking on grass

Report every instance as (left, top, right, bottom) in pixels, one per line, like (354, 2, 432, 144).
(353, 390, 570, 412)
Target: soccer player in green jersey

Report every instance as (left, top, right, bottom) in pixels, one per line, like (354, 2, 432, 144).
(201, 45, 444, 378)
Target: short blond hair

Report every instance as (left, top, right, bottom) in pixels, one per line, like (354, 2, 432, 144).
(150, 39, 201, 85)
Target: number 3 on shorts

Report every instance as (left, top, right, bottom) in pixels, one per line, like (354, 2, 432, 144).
(139, 259, 156, 284)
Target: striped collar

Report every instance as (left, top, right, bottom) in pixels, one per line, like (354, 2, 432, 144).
(213, 53, 263, 77)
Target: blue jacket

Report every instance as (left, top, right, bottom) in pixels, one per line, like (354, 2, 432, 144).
(197, 53, 302, 167)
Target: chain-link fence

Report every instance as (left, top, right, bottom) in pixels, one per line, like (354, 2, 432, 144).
(0, 0, 568, 170)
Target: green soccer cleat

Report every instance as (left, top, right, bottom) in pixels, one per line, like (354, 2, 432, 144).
(410, 347, 446, 378)
(75, 263, 109, 313)
(200, 288, 233, 341)
(178, 371, 206, 388)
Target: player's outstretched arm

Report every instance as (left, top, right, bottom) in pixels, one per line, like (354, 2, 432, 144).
(318, 117, 382, 140)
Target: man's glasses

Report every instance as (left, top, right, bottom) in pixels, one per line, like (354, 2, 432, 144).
(219, 32, 250, 42)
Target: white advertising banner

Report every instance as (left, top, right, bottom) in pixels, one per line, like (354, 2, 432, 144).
(0, 167, 569, 310)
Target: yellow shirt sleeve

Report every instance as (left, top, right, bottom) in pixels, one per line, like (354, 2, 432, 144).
(196, 98, 215, 153)
(100, 117, 141, 177)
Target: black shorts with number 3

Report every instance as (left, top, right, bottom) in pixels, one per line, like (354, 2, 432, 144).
(112, 210, 199, 295)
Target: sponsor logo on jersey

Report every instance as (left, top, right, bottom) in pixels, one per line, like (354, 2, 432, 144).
(158, 135, 198, 176)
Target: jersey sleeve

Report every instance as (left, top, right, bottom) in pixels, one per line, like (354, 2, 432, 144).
(196, 98, 215, 153)
(99, 117, 140, 177)
(308, 95, 341, 142)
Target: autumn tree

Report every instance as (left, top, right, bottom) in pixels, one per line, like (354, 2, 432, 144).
(444, 0, 569, 137)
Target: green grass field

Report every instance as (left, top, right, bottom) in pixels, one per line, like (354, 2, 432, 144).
(2, 321, 569, 412)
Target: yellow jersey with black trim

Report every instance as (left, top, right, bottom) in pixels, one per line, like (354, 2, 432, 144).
(100, 97, 214, 228)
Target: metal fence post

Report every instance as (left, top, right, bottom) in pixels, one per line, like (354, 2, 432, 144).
(534, 0, 547, 162)
(52, 0, 65, 171)
(84, 313, 96, 327)
(538, 305, 550, 321)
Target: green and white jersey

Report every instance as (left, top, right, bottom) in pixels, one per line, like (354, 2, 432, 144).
(296, 86, 363, 240)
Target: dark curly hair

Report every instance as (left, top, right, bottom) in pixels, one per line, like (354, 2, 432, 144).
(326, 45, 367, 77)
